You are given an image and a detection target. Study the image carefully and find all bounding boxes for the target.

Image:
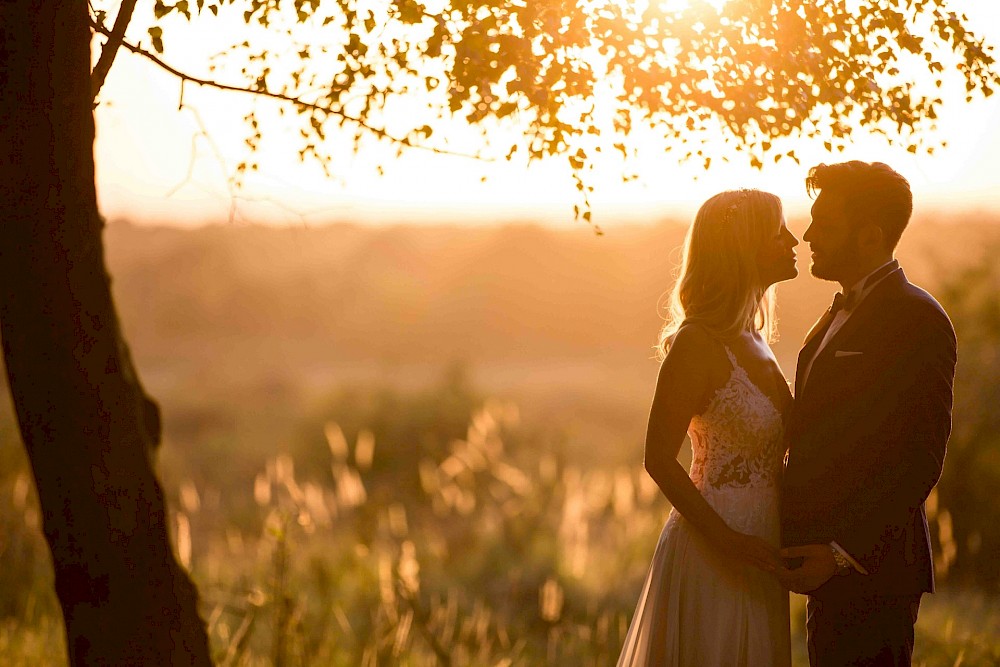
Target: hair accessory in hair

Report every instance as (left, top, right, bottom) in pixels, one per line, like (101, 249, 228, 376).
(723, 189, 751, 224)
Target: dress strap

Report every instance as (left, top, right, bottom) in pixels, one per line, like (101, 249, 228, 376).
(722, 344, 739, 369)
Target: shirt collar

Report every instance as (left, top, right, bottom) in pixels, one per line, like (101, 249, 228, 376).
(847, 259, 899, 299)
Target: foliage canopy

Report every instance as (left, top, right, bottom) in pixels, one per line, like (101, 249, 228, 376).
(91, 0, 997, 219)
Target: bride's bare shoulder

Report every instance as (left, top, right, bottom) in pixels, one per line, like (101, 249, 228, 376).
(663, 322, 729, 375)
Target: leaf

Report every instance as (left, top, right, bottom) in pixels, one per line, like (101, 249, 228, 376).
(497, 102, 518, 118)
(398, 0, 423, 24)
(148, 26, 164, 54)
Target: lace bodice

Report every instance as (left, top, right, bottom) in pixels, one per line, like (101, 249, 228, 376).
(688, 347, 786, 493)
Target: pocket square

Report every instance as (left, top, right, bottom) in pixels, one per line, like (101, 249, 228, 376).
(834, 350, 863, 358)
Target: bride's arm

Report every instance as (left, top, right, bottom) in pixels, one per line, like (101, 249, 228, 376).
(643, 326, 782, 573)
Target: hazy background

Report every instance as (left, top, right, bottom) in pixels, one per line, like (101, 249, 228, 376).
(99, 213, 997, 470)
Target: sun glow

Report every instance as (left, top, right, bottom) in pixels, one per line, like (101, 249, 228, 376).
(91, 0, 1000, 227)
(654, 0, 730, 13)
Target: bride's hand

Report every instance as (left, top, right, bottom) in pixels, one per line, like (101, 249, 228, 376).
(718, 530, 783, 573)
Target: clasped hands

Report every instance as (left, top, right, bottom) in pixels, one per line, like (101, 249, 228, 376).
(775, 543, 840, 593)
(724, 532, 838, 593)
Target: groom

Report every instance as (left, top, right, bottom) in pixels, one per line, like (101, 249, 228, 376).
(778, 161, 957, 666)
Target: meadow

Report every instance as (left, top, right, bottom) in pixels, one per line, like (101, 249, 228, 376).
(1, 215, 998, 665)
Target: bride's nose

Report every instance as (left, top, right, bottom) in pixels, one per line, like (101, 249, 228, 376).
(785, 228, 799, 247)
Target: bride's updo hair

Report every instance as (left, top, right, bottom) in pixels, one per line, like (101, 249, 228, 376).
(657, 189, 784, 359)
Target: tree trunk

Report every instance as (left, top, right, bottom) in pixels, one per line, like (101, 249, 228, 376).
(0, 2, 212, 664)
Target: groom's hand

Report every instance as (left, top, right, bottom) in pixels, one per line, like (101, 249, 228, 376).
(776, 544, 837, 593)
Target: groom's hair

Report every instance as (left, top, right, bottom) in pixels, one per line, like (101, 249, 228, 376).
(806, 161, 913, 250)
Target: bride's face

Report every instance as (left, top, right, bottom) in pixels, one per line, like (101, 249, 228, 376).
(756, 216, 799, 287)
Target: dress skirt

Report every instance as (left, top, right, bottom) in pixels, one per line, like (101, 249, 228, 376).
(616, 486, 791, 667)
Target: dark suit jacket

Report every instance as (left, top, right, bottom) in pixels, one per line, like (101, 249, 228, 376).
(781, 268, 957, 599)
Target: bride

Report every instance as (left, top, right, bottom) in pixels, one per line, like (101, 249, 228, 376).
(617, 189, 799, 666)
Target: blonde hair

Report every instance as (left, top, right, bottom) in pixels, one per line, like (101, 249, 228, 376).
(656, 189, 783, 359)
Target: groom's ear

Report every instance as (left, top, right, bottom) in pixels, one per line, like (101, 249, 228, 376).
(857, 223, 885, 251)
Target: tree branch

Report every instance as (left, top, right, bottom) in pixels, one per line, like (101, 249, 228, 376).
(91, 0, 138, 102)
(88, 17, 488, 161)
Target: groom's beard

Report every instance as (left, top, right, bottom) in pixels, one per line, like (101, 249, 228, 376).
(809, 240, 859, 282)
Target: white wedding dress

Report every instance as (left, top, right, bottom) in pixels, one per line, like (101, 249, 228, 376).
(617, 347, 791, 666)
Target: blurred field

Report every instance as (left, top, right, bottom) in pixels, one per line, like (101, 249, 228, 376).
(99, 213, 1000, 467)
(1, 214, 998, 664)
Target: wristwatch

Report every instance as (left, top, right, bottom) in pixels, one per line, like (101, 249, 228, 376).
(830, 545, 852, 576)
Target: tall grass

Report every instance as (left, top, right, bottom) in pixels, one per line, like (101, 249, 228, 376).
(1, 399, 997, 665)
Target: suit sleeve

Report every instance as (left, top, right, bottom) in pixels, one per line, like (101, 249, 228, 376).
(831, 305, 957, 573)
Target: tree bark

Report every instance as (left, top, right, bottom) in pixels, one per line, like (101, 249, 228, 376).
(0, 2, 212, 664)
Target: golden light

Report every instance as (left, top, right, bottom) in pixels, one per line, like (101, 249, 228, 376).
(91, 0, 1000, 227)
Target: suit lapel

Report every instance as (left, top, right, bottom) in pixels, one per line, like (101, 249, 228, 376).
(795, 312, 833, 398)
(794, 268, 907, 402)
(816, 269, 906, 361)
(802, 309, 834, 353)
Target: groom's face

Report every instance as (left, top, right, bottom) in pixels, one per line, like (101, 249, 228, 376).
(804, 191, 859, 282)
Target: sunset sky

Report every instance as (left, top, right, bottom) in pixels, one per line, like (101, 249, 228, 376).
(92, 0, 1000, 228)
